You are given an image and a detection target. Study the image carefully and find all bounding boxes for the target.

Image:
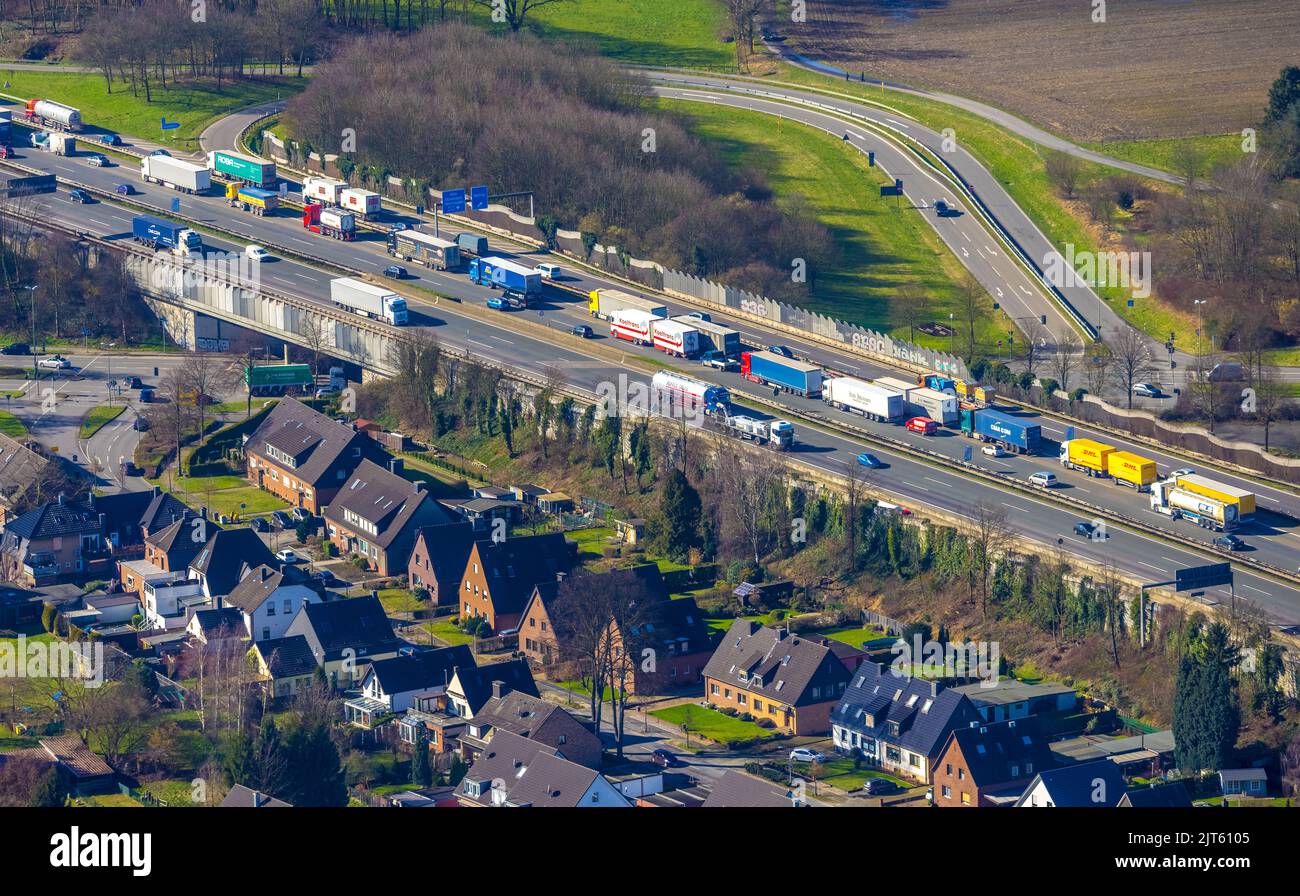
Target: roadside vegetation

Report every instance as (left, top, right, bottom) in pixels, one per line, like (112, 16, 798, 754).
(77, 403, 123, 439)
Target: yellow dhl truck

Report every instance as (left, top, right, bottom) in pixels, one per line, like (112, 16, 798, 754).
(1106, 451, 1158, 491)
(1059, 438, 1114, 477)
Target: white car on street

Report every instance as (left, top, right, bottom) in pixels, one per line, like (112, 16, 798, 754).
(981, 444, 1007, 458)
(789, 748, 827, 763)
(38, 355, 71, 370)
(245, 245, 272, 262)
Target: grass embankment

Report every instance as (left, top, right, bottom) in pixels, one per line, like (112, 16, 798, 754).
(662, 98, 1006, 351)
(1081, 134, 1244, 177)
(0, 409, 27, 438)
(0, 68, 303, 152)
(762, 62, 1202, 347)
(79, 404, 124, 439)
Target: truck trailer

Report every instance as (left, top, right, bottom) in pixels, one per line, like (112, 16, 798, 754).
(455, 233, 489, 257)
(131, 215, 202, 256)
(721, 414, 795, 449)
(303, 176, 347, 206)
(340, 188, 382, 218)
(651, 319, 700, 358)
(210, 150, 277, 188)
(824, 376, 905, 423)
(303, 203, 355, 240)
(1150, 479, 1239, 531)
(610, 308, 655, 346)
(141, 155, 211, 194)
(468, 256, 541, 296)
(588, 288, 667, 321)
(908, 386, 958, 425)
(25, 99, 81, 131)
(871, 377, 916, 400)
(330, 277, 408, 325)
(961, 407, 1041, 454)
(388, 230, 461, 270)
(742, 351, 823, 398)
(676, 316, 740, 358)
(1107, 451, 1157, 491)
(225, 183, 279, 215)
(1059, 438, 1114, 477)
(1173, 474, 1256, 520)
(650, 370, 730, 417)
(42, 133, 74, 156)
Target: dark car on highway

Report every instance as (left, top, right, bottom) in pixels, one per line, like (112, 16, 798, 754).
(767, 344, 794, 358)
(68, 189, 93, 204)
(1213, 534, 1246, 551)
(114, 183, 136, 195)
(570, 324, 593, 338)
(383, 265, 408, 279)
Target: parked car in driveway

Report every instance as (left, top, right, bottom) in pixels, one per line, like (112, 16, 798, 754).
(271, 510, 293, 530)
(250, 517, 270, 533)
(865, 778, 900, 795)
(312, 569, 340, 587)
(290, 507, 311, 524)
(789, 748, 826, 764)
(274, 549, 298, 563)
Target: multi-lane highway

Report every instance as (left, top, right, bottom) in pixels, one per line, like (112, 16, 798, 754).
(5, 138, 1299, 622)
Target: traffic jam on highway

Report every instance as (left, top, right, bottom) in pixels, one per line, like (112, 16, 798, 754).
(1, 95, 1293, 590)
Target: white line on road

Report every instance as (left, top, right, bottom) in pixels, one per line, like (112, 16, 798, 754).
(1241, 584, 1269, 595)
(1137, 561, 1164, 572)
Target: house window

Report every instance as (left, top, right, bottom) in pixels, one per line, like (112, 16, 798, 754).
(961, 792, 971, 805)
(558, 735, 566, 745)
(710, 683, 719, 696)
(529, 618, 536, 627)
(958, 768, 965, 781)
(753, 700, 763, 712)
(261, 627, 270, 640)
(941, 785, 951, 799)
(737, 693, 746, 706)
(267, 604, 276, 616)
(283, 599, 291, 614)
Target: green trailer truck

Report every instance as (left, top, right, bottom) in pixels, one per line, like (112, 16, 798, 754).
(210, 150, 277, 189)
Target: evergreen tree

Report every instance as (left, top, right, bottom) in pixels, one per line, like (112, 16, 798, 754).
(285, 722, 347, 807)
(1173, 636, 1241, 774)
(658, 469, 702, 562)
(412, 738, 433, 788)
(1265, 66, 1300, 123)
(222, 729, 257, 788)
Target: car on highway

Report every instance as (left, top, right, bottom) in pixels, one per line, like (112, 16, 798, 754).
(114, 183, 136, 195)
(650, 749, 680, 768)
(67, 188, 93, 204)
(99, 133, 121, 146)
(1132, 382, 1163, 398)
(387, 223, 409, 233)
(875, 501, 911, 516)
(535, 262, 561, 280)
(981, 444, 1007, 458)
(856, 452, 885, 469)
(905, 416, 938, 436)
(569, 324, 593, 339)
(1213, 534, 1246, 551)
(700, 350, 738, 371)
(87, 153, 110, 167)
(148, 149, 171, 157)
(245, 245, 272, 262)
(934, 198, 960, 216)
(789, 748, 826, 764)
(38, 355, 71, 370)
(383, 264, 408, 279)
(686, 311, 712, 322)
(132, 416, 150, 432)
(1171, 468, 1196, 478)
(271, 510, 294, 530)
(1, 342, 30, 356)
(128, 376, 144, 389)
(767, 344, 795, 358)
(249, 517, 270, 533)
(274, 549, 299, 564)
(1074, 520, 1101, 539)
(502, 289, 527, 309)
(1029, 471, 1058, 488)
(486, 297, 508, 311)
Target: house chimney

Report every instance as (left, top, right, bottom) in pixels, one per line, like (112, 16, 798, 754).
(930, 680, 939, 697)
(492, 680, 507, 701)
(57, 493, 67, 506)
(153, 485, 161, 496)
(775, 627, 788, 641)
(555, 571, 566, 583)
(388, 458, 404, 476)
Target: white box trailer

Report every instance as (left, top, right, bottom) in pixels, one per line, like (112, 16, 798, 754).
(141, 155, 211, 193)
(340, 188, 382, 218)
(823, 376, 905, 422)
(909, 386, 958, 425)
(330, 277, 408, 326)
(43, 133, 75, 156)
(303, 176, 347, 205)
(610, 308, 655, 346)
(651, 319, 700, 358)
(871, 376, 917, 399)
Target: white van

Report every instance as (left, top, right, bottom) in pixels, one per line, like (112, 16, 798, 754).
(535, 262, 561, 280)
(1029, 471, 1058, 488)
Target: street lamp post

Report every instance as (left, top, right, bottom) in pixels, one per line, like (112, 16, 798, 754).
(22, 285, 38, 383)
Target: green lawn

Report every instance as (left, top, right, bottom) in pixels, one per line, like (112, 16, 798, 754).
(795, 756, 911, 792)
(1082, 133, 1244, 177)
(378, 588, 422, 615)
(0, 69, 303, 152)
(0, 409, 27, 438)
(567, 526, 617, 560)
(764, 63, 1202, 347)
(159, 473, 289, 519)
(79, 404, 125, 439)
(817, 626, 888, 649)
(425, 619, 474, 647)
(650, 703, 778, 747)
(664, 98, 1007, 352)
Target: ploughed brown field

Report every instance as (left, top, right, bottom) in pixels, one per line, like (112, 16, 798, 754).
(781, 0, 1300, 141)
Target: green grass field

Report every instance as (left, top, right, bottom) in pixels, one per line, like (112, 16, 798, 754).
(1082, 133, 1245, 178)
(763, 63, 1202, 347)
(158, 473, 289, 519)
(650, 703, 776, 747)
(663, 98, 1007, 351)
(0, 69, 302, 152)
(818, 626, 888, 649)
(426, 619, 474, 647)
(0, 408, 27, 438)
(79, 404, 124, 439)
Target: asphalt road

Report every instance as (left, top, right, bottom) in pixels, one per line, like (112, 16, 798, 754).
(5, 137, 1300, 620)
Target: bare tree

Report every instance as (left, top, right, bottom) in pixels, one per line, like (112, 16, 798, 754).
(1050, 330, 1082, 394)
(178, 354, 240, 443)
(967, 502, 1014, 619)
(895, 281, 929, 345)
(715, 441, 786, 568)
(956, 272, 985, 361)
(1247, 370, 1289, 452)
(470, 0, 565, 31)
(724, 0, 770, 71)
(299, 313, 333, 378)
(1045, 150, 1084, 199)
(1017, 317, 1051, 379)
(1106, 326, 1156, 408)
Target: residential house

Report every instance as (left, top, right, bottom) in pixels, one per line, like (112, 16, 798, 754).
(932, 718, 1056, 807)
(702, 620, 852, 736)
(251, 635, 321, 700)
(121, 511, 220, 596)
(458, 533, 574, 633)
(406, 521, 476, 604)
(0, 433, 51, 527)
(353, 644, 474, 716)
(701, 770, 802, 808)
(456, 731, 629, 807)
(1219, 768, 1269, 797)
(446, 659, 538, 720)
(223, 564, 321, 643)
(323, 458, 456, 576)
(461, 686, 602, 768)
(520, 564, 717, 693)
(185, 606, 245, 644)
(285, 595, 404, 689)
(819, 637, 869, 673)
(1119, 782, 1193, 807)
(220, 784, 292, 807)
(141, 577, 208, 631)
(438, 496, 520, 533)
(952, 678, 1079, 723)
(1015, 758, 1128, 807)
(243, 397, 391, 514)
(0, 495, 112, 586)
(831, 662, 983, 783)
(188, 527, 277, 600)
(1050, 729, 1176, 779)
(509, 484, 550, 504)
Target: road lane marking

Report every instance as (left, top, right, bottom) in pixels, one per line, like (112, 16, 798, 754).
(1137, 561, 1163, 572)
